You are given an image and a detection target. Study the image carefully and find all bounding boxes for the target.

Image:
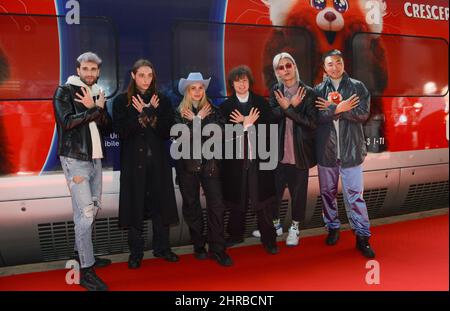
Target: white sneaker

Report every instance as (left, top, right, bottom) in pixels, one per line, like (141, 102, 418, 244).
(252, 220, 283, 238)
(274, 222, 283, 236)
(252, 230, 261, 238)
(286, 225, 300, 247)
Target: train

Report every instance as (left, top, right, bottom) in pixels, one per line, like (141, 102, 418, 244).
(0, 0, 448, 267)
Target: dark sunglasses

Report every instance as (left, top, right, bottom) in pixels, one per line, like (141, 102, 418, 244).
(277, 63, 294, 71)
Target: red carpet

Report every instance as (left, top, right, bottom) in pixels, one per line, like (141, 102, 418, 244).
(0, 214, 448, 291)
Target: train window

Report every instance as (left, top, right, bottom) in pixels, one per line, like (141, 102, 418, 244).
(0, 14, 118, 100)
(352, 33, 448, 97)
(172, 21, 313, 98)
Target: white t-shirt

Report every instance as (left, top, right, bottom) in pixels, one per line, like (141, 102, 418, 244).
(89, 121, 103, 159)
(331, 78, 342, 160)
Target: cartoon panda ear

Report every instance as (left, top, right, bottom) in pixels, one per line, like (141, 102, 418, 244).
(261, 0, 298, 26)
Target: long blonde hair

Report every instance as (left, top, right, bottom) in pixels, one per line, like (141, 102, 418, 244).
(178, 84, 209, 113)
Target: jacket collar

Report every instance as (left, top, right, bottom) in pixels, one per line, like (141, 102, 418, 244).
(232, 91, 254, 105)
(277, 80, 306, 92)
(324, 72, 349, 91)
(66, 75, 101, 97)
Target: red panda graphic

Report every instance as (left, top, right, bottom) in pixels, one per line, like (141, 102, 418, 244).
(261, 0, 388, 117)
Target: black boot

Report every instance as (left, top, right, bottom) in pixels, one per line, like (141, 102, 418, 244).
(208, 251, 233, 267)
(128, 255, 143, 269)
(325, 228, 340, 246)
(263, 244, 279, 255)
(153, 250, 179, 262)
(356, 235, 376, 258)
(194, 246, 208, 260)
(80, 266, 108, 291)
(74, 252, 112, 268)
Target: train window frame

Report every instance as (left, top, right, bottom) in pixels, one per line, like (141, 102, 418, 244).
(351, 31, 449, 98)
(0, 13, 120, 101)
(171, 19, 314, 99)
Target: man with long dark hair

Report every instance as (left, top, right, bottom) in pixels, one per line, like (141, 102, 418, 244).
(113, 59, 179, 269)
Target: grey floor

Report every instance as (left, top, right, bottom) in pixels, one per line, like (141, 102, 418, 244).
(0, 207, 448, 277)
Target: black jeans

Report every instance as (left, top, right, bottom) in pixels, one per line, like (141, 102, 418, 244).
(274, 163, 309, 225)
(178, 170, 226, 253)
(227, 161, 277, 248)
(128, 211, 170, 259)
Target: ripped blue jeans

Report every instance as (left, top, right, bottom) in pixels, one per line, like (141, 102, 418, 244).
(60, 156, 102, 268)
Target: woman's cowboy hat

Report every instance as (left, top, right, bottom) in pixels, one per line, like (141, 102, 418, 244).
(178, 72, 211, 95)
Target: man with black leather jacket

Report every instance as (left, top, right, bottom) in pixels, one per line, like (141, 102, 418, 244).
(265, 52, 317, 248)
(52, 52, 112, 290)
(314, 49, 375, 258)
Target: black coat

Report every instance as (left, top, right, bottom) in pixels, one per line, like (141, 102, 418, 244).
(113, 91, 179, 228)
(173, 101, 224, 177)
(53, 84, 112, 161)
(269, 81, 318, 169)
(219, 92, 277, 206)
(314, 73, 370, 168)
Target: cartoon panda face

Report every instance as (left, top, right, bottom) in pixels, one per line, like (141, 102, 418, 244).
(310, 0, 349, 13)
(309, 0, 351, 34)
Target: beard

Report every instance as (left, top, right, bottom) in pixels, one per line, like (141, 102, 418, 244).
(80, 75, 99, 86)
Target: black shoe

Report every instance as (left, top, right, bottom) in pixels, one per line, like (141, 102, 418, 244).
(153, 250, 179, 262)
(80, 267, 108, 291)
(74, 252, 112, 268)
(263, 244, 279, 255)
(194, 246, 208, 260)
(356, 235, 376, 258)
(128, 256, 142, 269)
(325, 228, 340, 246)
(94, 257, 112, 268)
(225, 238, 244, 248)
(209, 251, 233, 267)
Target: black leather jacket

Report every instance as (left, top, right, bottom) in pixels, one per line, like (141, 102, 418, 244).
(314, 72, 370, 168)
(52, 84, 112, 161)
(173, 102, 225, 177)
(269, 80, 318, 169)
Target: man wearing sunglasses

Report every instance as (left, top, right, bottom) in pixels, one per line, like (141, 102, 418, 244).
(258, 52, 317, 247)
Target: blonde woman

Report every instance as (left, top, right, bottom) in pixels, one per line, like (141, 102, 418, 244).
(174, 72, 232, 267)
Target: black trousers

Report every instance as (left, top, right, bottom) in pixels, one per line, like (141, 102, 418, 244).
(178, 170, 226, 253)
(274, 162, 309, 225)
(227, 161, 277, 248)
(128, 208, 171, 259)
(128, 147, 172, 259)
